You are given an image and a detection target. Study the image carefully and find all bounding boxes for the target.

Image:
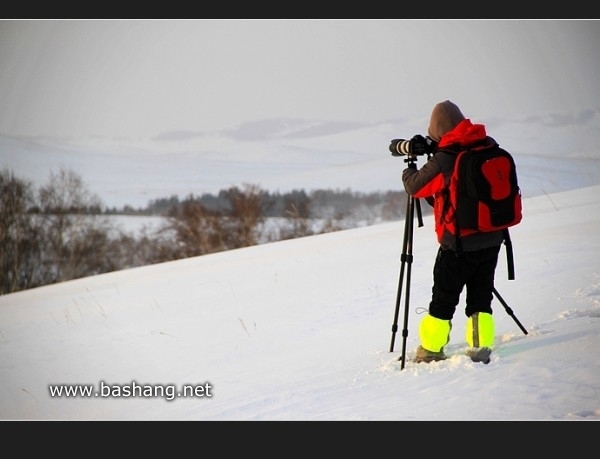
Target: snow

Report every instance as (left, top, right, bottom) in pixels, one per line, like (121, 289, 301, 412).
(1, 181, 599, 421)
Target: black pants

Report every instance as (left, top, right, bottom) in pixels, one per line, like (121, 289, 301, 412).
(428, 245, 501, 321)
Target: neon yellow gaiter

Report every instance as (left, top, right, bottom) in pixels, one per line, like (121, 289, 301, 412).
(419, 314, 451, 352)
(466, 312, 494, 348)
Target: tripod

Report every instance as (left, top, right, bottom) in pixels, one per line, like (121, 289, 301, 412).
(389, 157, 423, 370)
(388, 158, 527, 370)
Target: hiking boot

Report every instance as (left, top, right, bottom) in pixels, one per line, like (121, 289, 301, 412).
(466, 347, 492, 364)
(413, 345, 447, 363)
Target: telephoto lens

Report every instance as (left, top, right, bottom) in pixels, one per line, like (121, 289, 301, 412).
(389, 139, 412, 156)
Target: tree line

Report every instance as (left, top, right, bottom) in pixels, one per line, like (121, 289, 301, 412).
(1, 168, 419, 295)
(105, 186, 408, 222)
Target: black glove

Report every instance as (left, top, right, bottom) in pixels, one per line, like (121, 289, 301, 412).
(405, 162, 417, 170)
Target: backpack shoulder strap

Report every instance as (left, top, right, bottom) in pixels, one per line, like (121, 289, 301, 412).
(503, 228, 515, 280)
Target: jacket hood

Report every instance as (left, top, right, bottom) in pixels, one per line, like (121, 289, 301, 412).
(438, 119, 487, 148)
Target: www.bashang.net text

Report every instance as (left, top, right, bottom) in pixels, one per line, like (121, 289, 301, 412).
(48, 380, 213, 402)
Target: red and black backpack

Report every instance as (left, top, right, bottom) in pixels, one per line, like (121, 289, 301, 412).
(442, 139, 523, 279)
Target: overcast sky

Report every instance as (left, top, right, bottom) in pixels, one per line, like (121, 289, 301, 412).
(0, 19, 598, 139)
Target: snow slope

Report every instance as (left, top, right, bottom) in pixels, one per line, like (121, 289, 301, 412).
(1, 185, 599, 420)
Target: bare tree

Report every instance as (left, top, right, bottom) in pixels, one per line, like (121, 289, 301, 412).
(163, 195, 226, 258)
(225, 184, 265, 248)
(0, 169, 41, 293)
(37, 168, 110, 283)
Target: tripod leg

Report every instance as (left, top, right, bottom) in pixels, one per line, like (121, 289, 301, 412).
(493, 287, 528, 335)
(399, 195, 416, 370)
(389, 194, 412, 353)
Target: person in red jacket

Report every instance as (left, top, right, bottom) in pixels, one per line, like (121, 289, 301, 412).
(402, 100, 503, 364)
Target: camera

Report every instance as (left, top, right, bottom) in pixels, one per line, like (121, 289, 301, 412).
(389, 135, 437, 157)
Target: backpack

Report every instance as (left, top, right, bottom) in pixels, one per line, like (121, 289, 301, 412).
(443, 139, 522, 279)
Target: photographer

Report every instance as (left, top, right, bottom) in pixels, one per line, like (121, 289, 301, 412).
(397, 100, 504, 364)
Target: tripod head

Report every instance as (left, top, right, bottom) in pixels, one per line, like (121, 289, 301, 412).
(404, 155, 420, 167)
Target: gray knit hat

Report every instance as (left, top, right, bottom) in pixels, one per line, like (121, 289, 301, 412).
(427, 100, 465, 142)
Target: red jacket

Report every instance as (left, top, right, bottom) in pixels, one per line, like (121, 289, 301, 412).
(402, 119, 504, 251)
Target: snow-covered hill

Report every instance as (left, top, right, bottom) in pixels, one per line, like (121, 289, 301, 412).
(1, 184, 599, 420)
